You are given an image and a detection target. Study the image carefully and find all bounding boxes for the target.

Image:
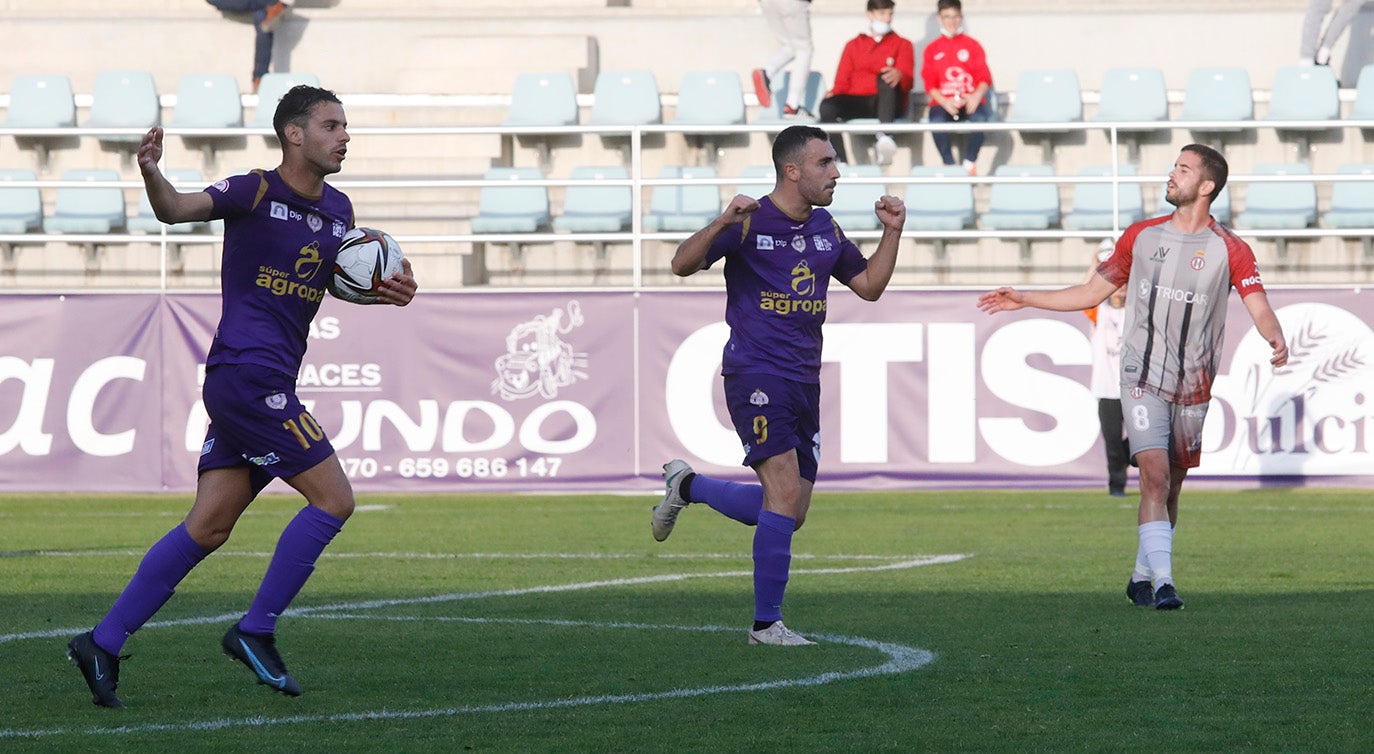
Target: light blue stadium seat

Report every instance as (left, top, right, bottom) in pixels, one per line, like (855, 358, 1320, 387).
(1180, 67, 1253, 131)
(1093, 67, 1168, 125)
(129, 169, 212, 234)
(904, 165, 975, 231)
(553, 166, 631, 232)
(1322, 163, 1374, 227)
(752, 70, 826, 124)
(0, 170, 43, 233)
(470, 168, 550, 233)
(1064, 165, 1144, 230)
(1007, 69, 1082, 126)
(1234, 163, 1316, 229)
(85, 70, 160, 146)
(170, 74, 244, 165)
(1266, 66, 1339, 122)
(828, 164, 884, 231)
(734, 165, 775, 200)
(643, 166, 720, 232)
(1349, 65, 1374, 120)
(5, 74, 76, 128)
(44, 169, 126, 233)
(588, 70, 661, 125)
(250, 72, 321, 130)
(503, 72, 579, 127)
(981, 164, 1060, 229)
(670, 71, 745, 126)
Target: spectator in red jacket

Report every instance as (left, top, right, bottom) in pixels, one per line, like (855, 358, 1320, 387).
(817, 0, 916, 166)
(921, 0, 994, 175)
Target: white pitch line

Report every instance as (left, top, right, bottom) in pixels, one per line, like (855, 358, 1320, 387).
(0, 618, 935, 741)
(0, 554, 970, 645)
(1, 549, 941, 561)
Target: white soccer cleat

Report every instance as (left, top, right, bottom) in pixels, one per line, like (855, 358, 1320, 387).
(651, 459, 693, 542)
(747, 621, 817, 646)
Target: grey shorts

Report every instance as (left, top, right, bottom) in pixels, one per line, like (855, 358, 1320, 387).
(1120, 387, 1209, 469)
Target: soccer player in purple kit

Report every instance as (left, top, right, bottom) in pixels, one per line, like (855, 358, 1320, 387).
(652, 125, 905, 646)
(977, 145, 1287, 611)
(66, 85, 417, 708)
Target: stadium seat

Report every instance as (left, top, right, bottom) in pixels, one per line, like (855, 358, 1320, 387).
(904, 165, 975, 231)
(642, 166, 720, 232)
(588, 70, 662, 126)
(752, 70, 826, 124)
(552, 166, 631, 232)
(981, 164, 1060, 229)
(828, 164, 884, 231)
(734, 165, 776, 200)
(1180, 67, 1253, 133)
(1094, 67, 1168, 124)
(670, 70, 746, 165)
(1349, 65, 1374, 120)
(1265, 65, 1339, 158)
(169, 74, 244, 166)
(44, 169, 127, 271)
(470, 167, 551, 233)
(1234, 163, 1316, 229)
(1322, 163, 1374, 227)
(84, 70, 161, 148)
(249, 72, 321, 130)
(1063, 165, 1145, 231)
(1006, 69, 1081, 162)
(0, 170, 44, 234)
(4, 74, 77, 167)
(504, 72, 580, 127)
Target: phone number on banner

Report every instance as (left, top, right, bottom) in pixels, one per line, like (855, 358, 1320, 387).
(341, 457, 563, 479)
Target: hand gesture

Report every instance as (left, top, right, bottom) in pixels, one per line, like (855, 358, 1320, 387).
(879, 67, 903, 89)
(874, 194, 906, 231)
(977, 287, 1026, 313)
(377, 257, 419, 307)
(1269, 336, 1289, 368)
(719, 194, 760, 226)
(136, 127, 164, 176)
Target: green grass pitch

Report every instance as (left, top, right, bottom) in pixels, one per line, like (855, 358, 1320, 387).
(1, 488, 1371, 752)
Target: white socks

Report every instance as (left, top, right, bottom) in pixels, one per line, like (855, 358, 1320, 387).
(1138, 520, 1174, 587)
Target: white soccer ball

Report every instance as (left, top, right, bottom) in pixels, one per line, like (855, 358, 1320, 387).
(329, 227, 405, 305)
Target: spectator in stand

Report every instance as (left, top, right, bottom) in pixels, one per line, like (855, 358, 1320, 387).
(816, 0, 916, 166)
(752, 0, 816, 118)
(1298, 0, 1370, 66)
(1086, 239, 1130, 498)
(921, 0, 994, 175)
(205, 0, 293, 93)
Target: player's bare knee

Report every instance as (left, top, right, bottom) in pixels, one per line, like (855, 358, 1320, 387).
(312, 497, 354, 521)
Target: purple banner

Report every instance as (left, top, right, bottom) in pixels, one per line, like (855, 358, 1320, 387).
(0, 288, 1371, 492)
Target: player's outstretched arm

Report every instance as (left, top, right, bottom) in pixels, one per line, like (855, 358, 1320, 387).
(137, 127, 213, 225)
(1241, 290, 1288, 367)
(846, 194, 906, 301)
(377, 257, 418, 307)
(978, 274, 1118, 314)
(671, 194, 758, 276)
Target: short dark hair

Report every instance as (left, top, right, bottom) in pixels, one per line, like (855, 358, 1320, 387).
(1182, 143, 1228, 198)
(868, 0, 896, 10)
(772, 124, 830, 177)
(272, 85, 342, 143)
(937, 0, 961, 12)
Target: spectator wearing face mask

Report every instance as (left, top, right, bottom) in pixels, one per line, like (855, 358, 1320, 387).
(921, 0, 993, 175)
(816, 0, 916, 166)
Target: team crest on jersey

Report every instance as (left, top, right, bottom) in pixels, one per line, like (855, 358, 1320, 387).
(790, 235, 807, 252)
(1129, 386, 1143, 399)
(749, 389, 770, 407)
(265, 392, 288, 410)
(307, 213, 323, 233)
(813, 235, 833, 251)
(756, 234, 774, 250)
(270, 201, 289, 221)
(212, 179, 229, 193)
(1190, 250, 1206, 270)
(957, 49, 970, 62)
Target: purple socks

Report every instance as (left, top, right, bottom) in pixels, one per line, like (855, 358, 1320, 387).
(752, 510, 796, 623)
(689, 473, 764, 526)
(93, 522, 207, 655)
(238, 505, 344, 636)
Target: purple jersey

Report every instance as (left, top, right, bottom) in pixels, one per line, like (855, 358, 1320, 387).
(204, 170, 354, 376)
(704, 196, 868, 383)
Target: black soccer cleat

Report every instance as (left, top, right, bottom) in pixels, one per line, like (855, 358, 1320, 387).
(67, 631, 127, 708)
(1126, 579, 1155, 607)
(1153, 583, 1185, 610)
(222, 623, 302, 696)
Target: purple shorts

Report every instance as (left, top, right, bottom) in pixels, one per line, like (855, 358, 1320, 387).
(723, 372, 821, 482)
(198, 364, 336, 487)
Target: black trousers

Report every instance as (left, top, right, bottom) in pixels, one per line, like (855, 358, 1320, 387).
(1098, 398, 1129, 494)
(818, 75, 902, 163)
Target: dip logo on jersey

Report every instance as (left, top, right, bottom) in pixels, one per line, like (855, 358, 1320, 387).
(757, 234, 775, 250)
(790, 235, 807, 252)
(749, 389, 770, 407)
(1203, 302, 1374, 476)
(306, 213, 323, 233)
(492, 301, 589, 400)
(1189, 249, 1206, 271)
(1149, 245, 1170, 263)
(265, 392, 288, 410)
(791, 259, 816, 297)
